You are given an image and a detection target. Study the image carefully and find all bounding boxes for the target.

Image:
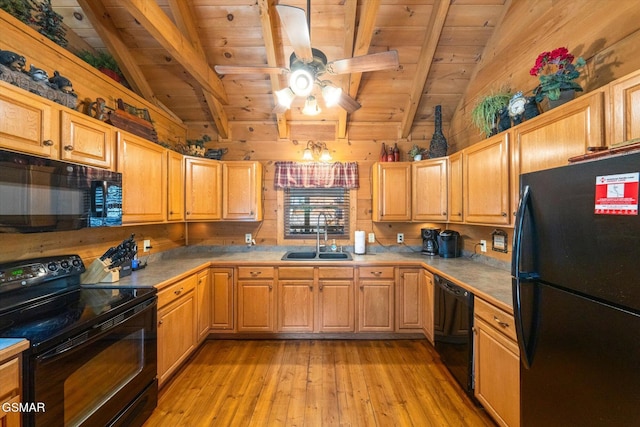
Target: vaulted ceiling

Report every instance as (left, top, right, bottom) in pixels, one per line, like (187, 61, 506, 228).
(51, 0, 507, 140)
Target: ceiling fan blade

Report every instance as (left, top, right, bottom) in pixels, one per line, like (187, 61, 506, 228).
(275, 5, 313, 62)
(214, 65, 288, 75)
(337, 93, 361, 113)
(326, 50, 399, 75)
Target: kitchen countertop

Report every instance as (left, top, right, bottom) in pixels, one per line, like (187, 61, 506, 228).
(0, 338, 29, 360)
(115, 249, 514, 313)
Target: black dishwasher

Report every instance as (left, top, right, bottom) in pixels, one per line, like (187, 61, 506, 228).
(433, 274, 475, 398)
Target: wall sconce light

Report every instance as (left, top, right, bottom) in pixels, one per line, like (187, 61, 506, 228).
(303, 140, 332, 162)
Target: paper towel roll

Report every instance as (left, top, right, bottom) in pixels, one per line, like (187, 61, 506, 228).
(354, 230, 366, 254)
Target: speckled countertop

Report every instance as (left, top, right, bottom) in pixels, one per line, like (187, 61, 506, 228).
(116, 248, 513, 313)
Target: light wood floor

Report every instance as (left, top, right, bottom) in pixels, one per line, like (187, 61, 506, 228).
(144, 339, 495, 427)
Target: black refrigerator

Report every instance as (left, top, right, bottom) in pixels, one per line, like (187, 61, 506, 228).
(512, 150, 640, 427)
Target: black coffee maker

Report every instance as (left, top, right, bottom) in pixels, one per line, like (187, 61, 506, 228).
(438, 230, 461, 258)
(421, 228, 440, 256)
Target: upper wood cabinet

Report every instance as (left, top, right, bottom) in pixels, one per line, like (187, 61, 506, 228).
(412, 158, 448, 222)
(117, 131, 167, 223)
(511, 91, 605, 218)
(0, 82, 114, 169)
(372, 162, 412, 221)
(610, 69, 640, 145)
(222, 161, 263, 221)
(167, 151, 185, 221)
(447, 151, 464, 223)
(0, 81, 55, 158)
(464, 132, 511, 225)
(59, 110, 114, 169)
(185, 157, 222, 221)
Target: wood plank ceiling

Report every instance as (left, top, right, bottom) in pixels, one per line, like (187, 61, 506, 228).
(51, 0, 507, 141)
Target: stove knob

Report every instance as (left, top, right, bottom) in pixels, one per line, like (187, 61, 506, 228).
(60, 261, 69, 269)
(72, 259, 82, 268)
(48, 263, 58, 271)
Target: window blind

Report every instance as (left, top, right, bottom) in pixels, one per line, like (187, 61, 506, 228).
(284, 188, 349, 239)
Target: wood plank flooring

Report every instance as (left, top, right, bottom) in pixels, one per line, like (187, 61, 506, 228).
(144, 339, 495, 427)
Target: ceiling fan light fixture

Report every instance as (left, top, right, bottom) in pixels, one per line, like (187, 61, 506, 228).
(275, 87, 296, 108)
(302, 96, 321, 115)
(289, 68, 314, 96)
(322, 85, 342, 107)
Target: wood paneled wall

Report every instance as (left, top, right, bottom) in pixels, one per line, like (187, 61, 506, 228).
(449, 0, 640, 150)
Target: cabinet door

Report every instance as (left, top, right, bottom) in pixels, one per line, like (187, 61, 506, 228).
(611, 70, 640, 145)
(277, 279, 314, 332)
(222, 161, 263, 220)
(196, 269, 211, 342)
(60, 110, 114, 169)
(0, 82, 55, 157)
(318, 280, 354, 332)
(358, 280, 394, 332)
(211, 268, 234, 330)
(511, 91, 605, 218)
(185, 157, 222, 220)
(117, 132, 167, 223)
(372, 162, 411, 221)
(0, 395, 21, 427)
(422, 269, 435, 343)
(464, 132, 510, 225)
(447, 151, 464, 223)
(412, 159, 448, 221)
(237, 280, 274, 332)
(474, 317, 520, 427)
(157, 289, 197, 387)
(167, 150, 185, 221)
(397, 269, 423, 330)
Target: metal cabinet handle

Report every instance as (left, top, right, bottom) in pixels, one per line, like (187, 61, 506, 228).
(43, 139, 54, 146)
(250, 271, 261, 277)
(186, 211, 191, 215)
(309, 285, 313, 290)
(319, 284, 323, 291)
(442, 212, 447, 216)
(359, 285, 364, 290)
(371, 271, 382, 276)
(501, 212, 508, 217)
(174, 287, 183, 295)
(158, 320, 163, 326)
(64, 145, 74, 151)
(269, 284, 272, 290)
(493, 315, 509, 328)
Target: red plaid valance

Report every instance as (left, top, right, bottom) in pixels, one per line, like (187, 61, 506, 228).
(274, 161, 359, 189)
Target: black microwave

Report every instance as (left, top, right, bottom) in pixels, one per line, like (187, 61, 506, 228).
(0, 149, 122, 233)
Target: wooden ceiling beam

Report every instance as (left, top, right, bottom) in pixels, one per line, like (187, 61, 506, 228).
(400, 0, 450, 138)
(75, 0, 154, 101)
(258, 0, 288, 139)
(336, 0, 358, 140)
(167, 0, 229, 139)
(117, 0, 228, 108)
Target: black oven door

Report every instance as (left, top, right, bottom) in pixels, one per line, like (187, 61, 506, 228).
(26, 298, 157, 427)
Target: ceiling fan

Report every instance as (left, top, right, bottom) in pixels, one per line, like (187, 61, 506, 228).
(213, 2, 399, 115)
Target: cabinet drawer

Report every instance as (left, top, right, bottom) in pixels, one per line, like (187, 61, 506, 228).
(238, 266, 274, 279)
(0, 357, 19, 400)
(319, 267, 354, 279)
(157, 274, 197, 309)
(278, 267, 314, 279)
(474, 298, 517, 342)
(359, 266, 395, 279)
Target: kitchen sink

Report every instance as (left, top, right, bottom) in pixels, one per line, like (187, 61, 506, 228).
(281, 251, 352, 261)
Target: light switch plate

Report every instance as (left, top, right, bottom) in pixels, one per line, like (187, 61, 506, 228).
(245, 233, 252, 244)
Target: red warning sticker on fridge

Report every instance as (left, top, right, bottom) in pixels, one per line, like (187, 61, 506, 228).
(595, 172, 639, 215)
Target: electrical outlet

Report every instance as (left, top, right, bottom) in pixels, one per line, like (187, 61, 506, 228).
(143, 239, 151, 252)
(397, 233, 404, 244)
(480, 240, 487, 252)
(368, 232, 375, 243)
(245, 233, 252, 244)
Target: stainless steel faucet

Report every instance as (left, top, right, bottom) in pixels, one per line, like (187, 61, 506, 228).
(316, 212, 329, 254)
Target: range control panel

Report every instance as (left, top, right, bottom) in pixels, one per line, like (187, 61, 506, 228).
(0, 255, 85, 294)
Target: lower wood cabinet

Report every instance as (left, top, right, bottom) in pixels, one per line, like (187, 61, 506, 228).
(157, 273, 198, 387)
(210, 268, 234, 331)
(0, 354, 22, 427)
(397, 268, 423, 330)
(237, 267, 275, 332)
(318, 267, 355, 332)
(277, 267, 315, 332)
(196, 269, 211, 342)
(357, 266, 395, 332)
(421, 269, 435, 343)
(474, 298, 520, 427)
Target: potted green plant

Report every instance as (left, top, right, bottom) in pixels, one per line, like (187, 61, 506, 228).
(76, 50, 124, 82)
(471, 92, 512, 138)
(408, 144, 426, 161)
(530, 47, 586, 111)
